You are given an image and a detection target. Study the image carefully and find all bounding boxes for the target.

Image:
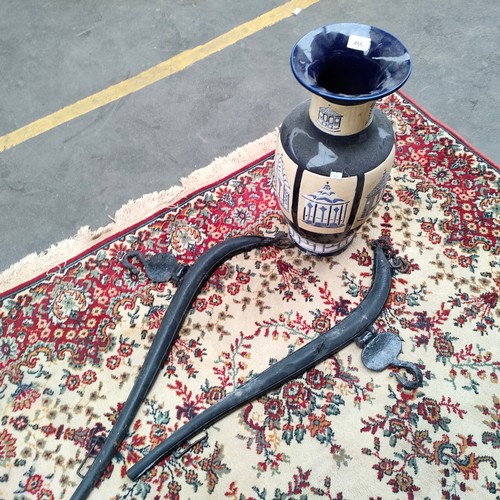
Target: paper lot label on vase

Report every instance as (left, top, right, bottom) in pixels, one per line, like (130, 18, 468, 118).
(274, 137, 395, 235)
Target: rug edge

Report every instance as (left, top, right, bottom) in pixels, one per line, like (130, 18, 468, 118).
(0, 131, 278, 295)
(399, 91, 499, 169)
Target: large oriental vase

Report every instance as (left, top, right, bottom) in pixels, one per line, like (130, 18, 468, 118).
(274, 23, 411, 255)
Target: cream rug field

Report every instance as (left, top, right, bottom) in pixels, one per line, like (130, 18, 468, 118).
(0, 93, 498, 499)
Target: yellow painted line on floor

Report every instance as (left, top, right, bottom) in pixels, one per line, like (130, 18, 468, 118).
(0, 0, 319, 152)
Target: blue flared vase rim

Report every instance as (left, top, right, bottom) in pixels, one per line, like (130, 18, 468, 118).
(290, 23, 412, 104)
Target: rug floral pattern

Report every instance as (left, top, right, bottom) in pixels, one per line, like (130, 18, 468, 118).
(0, 93, 498, 499)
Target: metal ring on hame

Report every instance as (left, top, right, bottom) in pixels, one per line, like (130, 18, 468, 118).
(172, 430, 209, 459)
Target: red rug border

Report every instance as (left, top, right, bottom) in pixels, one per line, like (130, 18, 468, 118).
(0, 151, 274, 299)
(399, 91, 499, 169)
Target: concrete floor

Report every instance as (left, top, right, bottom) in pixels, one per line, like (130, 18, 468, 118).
(1, 0, 499, 273)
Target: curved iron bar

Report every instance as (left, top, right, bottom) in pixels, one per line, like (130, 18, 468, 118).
(127, 240, 394, 481)
(70, 234, 283, 500)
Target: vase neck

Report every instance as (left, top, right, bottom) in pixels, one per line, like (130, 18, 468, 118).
(308, 95, 376, 136)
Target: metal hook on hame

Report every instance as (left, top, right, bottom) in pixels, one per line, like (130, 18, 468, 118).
(121, 250, 188, 283)
(390, 359, 423, 390)
(360, 331, 424, 390)
(76, 436, 106, 479)
(122, 251, 145, 275)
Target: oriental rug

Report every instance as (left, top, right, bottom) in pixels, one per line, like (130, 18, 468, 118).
(0, 93, 498, 500)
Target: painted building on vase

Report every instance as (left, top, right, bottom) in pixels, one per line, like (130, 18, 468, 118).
(274, 153, 291, 212)
(302, 182, 349, 228)
(361, 170, 390, 219)
(318, 107, 343, 131)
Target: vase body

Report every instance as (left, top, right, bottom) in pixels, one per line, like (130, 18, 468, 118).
(274, 23, 411, 255)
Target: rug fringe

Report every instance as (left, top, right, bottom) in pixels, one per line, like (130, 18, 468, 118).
(0, 131, 278, 294)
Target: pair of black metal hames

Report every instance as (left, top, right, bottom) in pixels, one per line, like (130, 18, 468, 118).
(70, 234, 422, 499)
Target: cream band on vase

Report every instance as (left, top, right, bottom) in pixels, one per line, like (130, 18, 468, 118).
(309, 94, 376, 136)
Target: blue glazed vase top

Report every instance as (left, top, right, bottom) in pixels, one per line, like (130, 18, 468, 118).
(291, 23, 411, 104)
